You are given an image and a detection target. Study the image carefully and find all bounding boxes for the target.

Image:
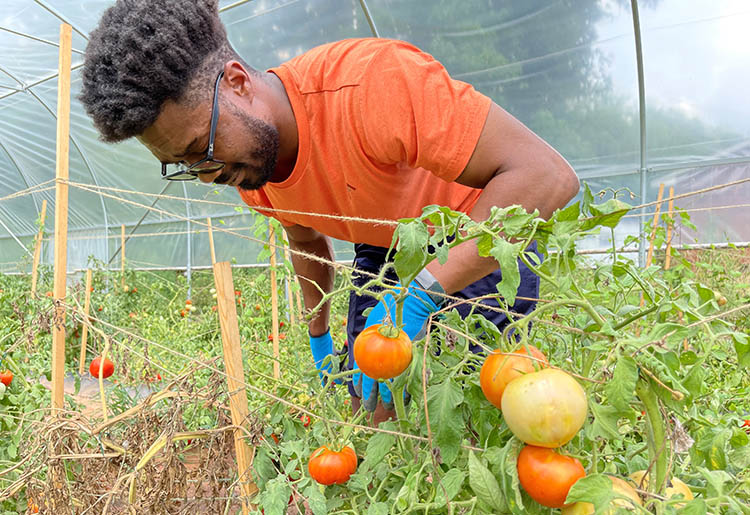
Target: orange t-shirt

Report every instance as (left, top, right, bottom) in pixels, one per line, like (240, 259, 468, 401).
(238, 38, 491, 247)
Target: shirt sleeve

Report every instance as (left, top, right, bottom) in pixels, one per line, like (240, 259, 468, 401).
(356, 41, 492, 182)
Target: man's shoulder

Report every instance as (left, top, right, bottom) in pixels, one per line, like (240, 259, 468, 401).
(275, 38, 423, 92)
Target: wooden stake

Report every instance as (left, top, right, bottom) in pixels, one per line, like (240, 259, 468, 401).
(78, 269, 93, 375)
(665, 186, 675, 270)
(98, 338, 111, 421)
(120, 224, 126, 289)
(207, 218, 217, 265)
(269, 224, 280, 380)
(213, 261, 258, 511)
(646, 183, 665, 268)
(51, 24, 72, 414)
(282, 235, 296, 325)
(30, 199, 47, 297)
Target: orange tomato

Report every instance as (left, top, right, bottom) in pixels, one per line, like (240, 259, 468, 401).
(0, 370, 13, 386)
(308, 445, 357, 485)
(89, 357, 114, 379)
(480, 345, 547, 409)
(353, 324, 412, 380)
(517, 445, 585, 508)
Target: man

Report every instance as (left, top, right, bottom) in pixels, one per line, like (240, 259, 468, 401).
(81, 0, 579, 424)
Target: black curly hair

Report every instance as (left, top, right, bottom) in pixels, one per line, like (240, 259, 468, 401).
(80, 0, 249, 142)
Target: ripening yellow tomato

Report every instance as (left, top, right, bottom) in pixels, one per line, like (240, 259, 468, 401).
(501, 368, 587, 447)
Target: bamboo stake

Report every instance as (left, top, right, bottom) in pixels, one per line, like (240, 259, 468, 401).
(207, 218, 216, 265)
(646, 183, 665, 268)
(30, 199, 47, 297)
(213, 261, 258, 511)
(283, 238, 296, 325)
(269, 223, 280, 380)
(78, 269, 93, 375)
(665, 186, 675, 270)
(51, 23, 72, 414)
(120, 224, 125, 290)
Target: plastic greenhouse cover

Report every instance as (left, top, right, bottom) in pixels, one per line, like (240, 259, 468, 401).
(1, 0, 748, 273)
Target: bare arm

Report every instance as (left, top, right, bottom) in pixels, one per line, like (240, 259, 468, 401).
(426, 102, 580, 294)
(285, 224, 336, 337)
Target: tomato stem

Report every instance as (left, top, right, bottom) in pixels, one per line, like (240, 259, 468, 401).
(635, 376, 669, 497)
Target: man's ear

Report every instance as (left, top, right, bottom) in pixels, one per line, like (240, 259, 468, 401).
(223, 60, 254, 100)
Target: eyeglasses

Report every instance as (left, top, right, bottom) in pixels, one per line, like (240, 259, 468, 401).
(161, 71, 225, 181)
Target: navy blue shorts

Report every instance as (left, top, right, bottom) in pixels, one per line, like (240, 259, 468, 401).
(344, 242, 541, 398)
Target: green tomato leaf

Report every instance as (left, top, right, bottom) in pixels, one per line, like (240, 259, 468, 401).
(468, 451, 505, 512)
(436, 468, 465, 506)
(303, 484, 327, 515)
(426, 380, 464, 465)
(488, 239, 523, 306)
(366, 502, 389, 515)
(606, 356, 638, 413)
(259, 474, 291, 515)
(565, 474, 613, 506)
(677, 499, 708, 515)
(393, 221, 430, 280)
(588, 401, 621, 440)
(362, 430, 395, 470)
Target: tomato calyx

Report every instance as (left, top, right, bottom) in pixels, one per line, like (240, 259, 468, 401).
(376, 324, 401, 339)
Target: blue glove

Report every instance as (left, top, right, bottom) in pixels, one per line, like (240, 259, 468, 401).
(309, 330, 339, 385)
(353, 280, 441, 411)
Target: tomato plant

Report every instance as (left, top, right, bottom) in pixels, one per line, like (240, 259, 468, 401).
(480, 345, 547, 409)
(352, 324, 412, 379)
(307, 445, 357, 485)
(89, 356, 114, 379)
(501, 368, 587, 447)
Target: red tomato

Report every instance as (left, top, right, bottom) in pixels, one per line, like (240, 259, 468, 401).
(185, 299, 192, 305)
(300, 414, 310, 427)
(308, 445, 357, 485)
(211, 305, 218, 312)
(517, 445, 585, 508)
(742, 419, 750, 428)
(128, 312, 137, 319)
(254, 304, 261, 311)
(97, 306, 103, 312)
(131, 287, 137, 293)
(0, 370, 13, 386)
(501, 368, 587, 447)
(480, 345, 548, 409)
(180, 309, 187, 317)
(267, 333, 287, 341)
(89, 357, 115, 379)
(353, 324, 412, 380)
(45, 291, 53, 297)
(235, 290, 242, 296)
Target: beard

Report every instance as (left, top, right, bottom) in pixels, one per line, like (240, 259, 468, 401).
(213, 110, 280, 191)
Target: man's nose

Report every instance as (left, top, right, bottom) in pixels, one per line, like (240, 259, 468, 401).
(198, 170, 221, 183)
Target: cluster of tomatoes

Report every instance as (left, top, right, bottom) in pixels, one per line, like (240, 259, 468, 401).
(179, 298, 196, 318)
(480, 345, 590, 509)
(479, 345, 693, 511)
(306, 323, 412, 486)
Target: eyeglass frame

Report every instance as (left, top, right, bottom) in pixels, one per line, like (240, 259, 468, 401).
(161, 71, 226, 181)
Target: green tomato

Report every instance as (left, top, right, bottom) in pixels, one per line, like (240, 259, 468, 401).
(0, 382, 6, 398)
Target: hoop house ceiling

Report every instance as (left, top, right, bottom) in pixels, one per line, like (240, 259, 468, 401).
(1, 0, 749, 273)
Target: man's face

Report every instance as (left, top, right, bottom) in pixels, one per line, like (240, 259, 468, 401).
(140, 92, 280, 190)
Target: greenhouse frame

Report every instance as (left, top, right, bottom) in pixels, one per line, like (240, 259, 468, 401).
(1, 0, 748, 275)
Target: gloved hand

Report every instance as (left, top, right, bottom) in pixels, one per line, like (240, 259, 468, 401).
(309, 330, 339, 385)
(352, 280, 441, 411)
